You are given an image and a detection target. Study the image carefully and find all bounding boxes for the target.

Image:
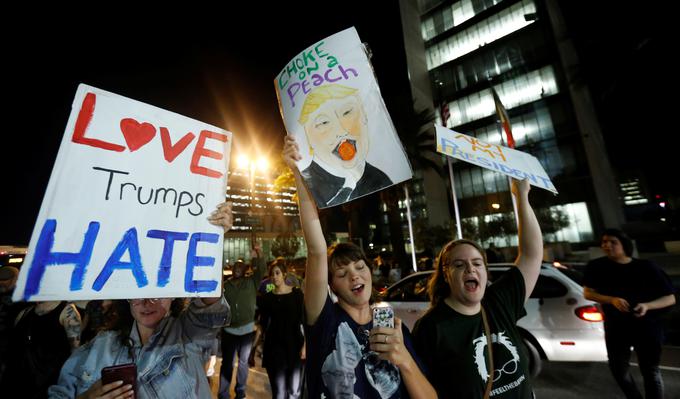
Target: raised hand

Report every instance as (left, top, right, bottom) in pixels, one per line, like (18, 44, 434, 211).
(208, 201, 233, 232)
(282, 136, 302, 171)
(369, 318, 411, 368)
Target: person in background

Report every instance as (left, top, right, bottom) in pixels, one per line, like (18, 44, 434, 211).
(79, 300, 115, 345)
(283, 135, 436, 398)
(413, 179, 542, 398)
(583, 229, 676, 399)
(48, 201, 233, 399)
(1, 299, 81, 399)
(485, 243, 505, 263)
(0, 265, 25, 382)
(219, 244, 266, 399)
(258, 258, 302, 295)
(258, 261, 305, 399)
(250, 257, 303, 368)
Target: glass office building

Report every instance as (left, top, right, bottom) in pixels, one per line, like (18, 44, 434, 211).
(398, 0, 626, 248)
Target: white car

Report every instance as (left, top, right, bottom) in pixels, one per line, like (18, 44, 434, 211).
(377, 263, 608, 376)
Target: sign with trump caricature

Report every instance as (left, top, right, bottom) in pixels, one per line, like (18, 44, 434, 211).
(275, 27, 412, 208)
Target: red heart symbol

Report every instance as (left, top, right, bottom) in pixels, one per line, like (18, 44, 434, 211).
(120, 118, 156, 152)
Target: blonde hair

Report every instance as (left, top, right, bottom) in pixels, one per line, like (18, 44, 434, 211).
(298, 84, 359, 124)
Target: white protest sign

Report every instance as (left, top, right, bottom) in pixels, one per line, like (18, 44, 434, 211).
(275, 27, 412, 208)
(435, 125, 557, 193)
(13, 84, 232, 302)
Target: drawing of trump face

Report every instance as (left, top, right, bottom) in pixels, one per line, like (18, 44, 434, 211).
(299, 84, 369, 171)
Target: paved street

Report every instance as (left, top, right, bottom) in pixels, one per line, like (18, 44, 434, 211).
(231, 347, 680, 398)
(534, 356, 680, 398)
(225, 253, 680, 398)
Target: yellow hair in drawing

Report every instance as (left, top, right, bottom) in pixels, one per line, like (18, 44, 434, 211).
(298, 84, 359, 125)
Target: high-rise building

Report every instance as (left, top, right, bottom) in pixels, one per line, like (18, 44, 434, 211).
(398, 0, 626, 248)
(223, 167, 304, 264)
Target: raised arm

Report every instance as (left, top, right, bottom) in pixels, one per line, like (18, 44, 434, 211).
(250, 244, 266, 284)
(512, 179, 543, 302)
(205, 201, 234, 305)
(59, 303, 82, 351)
(282, 136, 328, 324)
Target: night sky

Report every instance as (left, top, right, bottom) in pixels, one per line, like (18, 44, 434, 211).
(2, 2, 672, 245)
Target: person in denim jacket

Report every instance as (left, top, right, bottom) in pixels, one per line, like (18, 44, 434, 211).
(48, 202, 234, 399)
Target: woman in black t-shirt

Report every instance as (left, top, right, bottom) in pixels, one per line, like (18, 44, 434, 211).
(413, 179, 543, 399)
(259, 260, 305, 399)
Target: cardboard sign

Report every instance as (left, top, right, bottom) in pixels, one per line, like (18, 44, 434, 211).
(13, 84, 232, 301)
(275, 27, 412, 208)
(435, 125, 557, 193)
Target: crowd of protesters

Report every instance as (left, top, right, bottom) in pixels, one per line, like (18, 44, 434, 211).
(0, 140, 675, 399)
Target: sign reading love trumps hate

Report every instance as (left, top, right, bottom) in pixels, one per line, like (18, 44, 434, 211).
(13, 84, 232, 302)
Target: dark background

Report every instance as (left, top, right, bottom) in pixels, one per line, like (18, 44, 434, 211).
(2, 2, 673, 245)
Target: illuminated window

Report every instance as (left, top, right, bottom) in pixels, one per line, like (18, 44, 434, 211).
(425, 0, 536, 70)
(445, 66, 558, 127)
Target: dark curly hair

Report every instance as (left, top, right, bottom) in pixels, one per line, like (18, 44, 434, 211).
(427, 239, 487, 306)
(268, 257, 288, 277)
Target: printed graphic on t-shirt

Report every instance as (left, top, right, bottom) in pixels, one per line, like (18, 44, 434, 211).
(321, 322, 400, 398)
(472, 331, 526, 396)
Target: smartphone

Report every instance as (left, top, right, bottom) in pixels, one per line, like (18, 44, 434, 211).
(101, 363, 137, 392)
(372, 304, 395, 329)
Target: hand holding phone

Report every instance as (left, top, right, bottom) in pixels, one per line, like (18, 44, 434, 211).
(101, 363, 137, 395)
(372, 304, 394, 329)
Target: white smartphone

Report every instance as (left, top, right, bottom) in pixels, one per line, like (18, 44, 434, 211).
(372, 304, 394, 329)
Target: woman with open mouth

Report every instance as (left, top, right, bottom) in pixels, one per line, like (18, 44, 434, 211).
(283, 135, 436, 399)
(413, 179, 543, 399)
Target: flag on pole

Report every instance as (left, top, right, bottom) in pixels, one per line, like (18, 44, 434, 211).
(440, 102, 450, 127)
(491, 87, 515, 148)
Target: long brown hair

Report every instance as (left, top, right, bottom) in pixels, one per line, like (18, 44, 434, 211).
(427, 239, 487, 306)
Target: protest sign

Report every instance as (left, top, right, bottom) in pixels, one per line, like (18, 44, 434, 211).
(435, 125, 557, 193)
(275, 27, 412, 208)
(13, 84, 232, 301)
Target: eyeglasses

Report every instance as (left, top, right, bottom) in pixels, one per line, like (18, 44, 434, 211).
(493, 359, 518, 381)
(127, 298, 162, 306)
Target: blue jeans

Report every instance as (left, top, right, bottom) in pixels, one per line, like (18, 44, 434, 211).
(265, 362, 303, 399)
(219, 331, 255, 399)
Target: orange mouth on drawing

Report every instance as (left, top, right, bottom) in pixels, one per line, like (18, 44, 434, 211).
(333, 139, 357, 161)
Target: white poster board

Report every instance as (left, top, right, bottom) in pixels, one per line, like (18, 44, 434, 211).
(13, 84, 232, 301)
(275, 27, 412, 208)
(435, 125, 557, 193)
